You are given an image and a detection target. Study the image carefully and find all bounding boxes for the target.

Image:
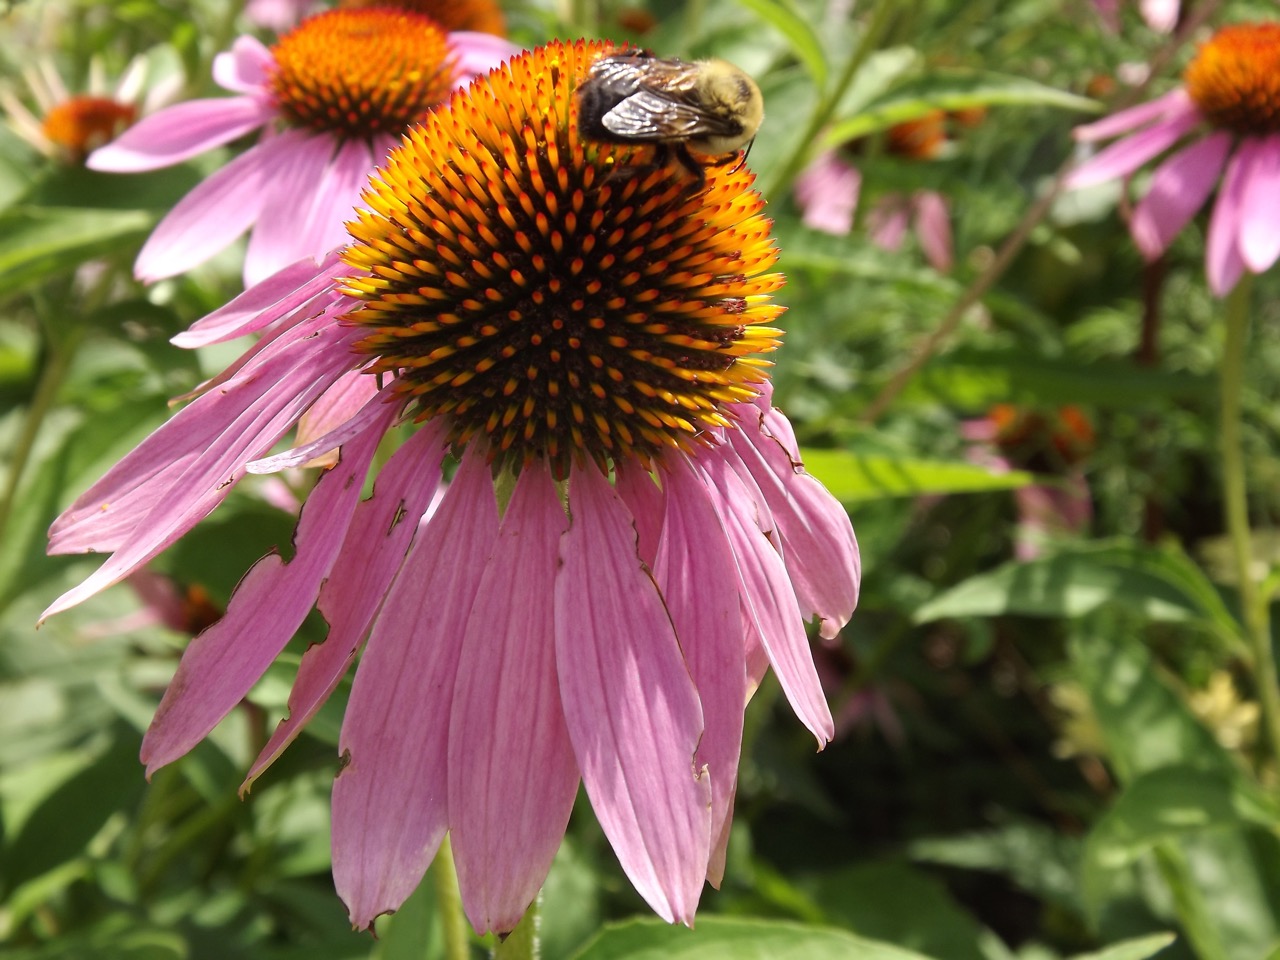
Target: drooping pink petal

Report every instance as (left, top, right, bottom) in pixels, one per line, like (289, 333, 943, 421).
(243, 420, 449, 789)
(42, 315, 362, 611)
(1206, 145, 1250, 297)
(699, 448, 834, 746)
(139, 408, 394, 773)
(449, 31, 521, 83)
(1237, 135, 1280, 274)
(912, 190, 953, 272)
(449, 465, 579, 936)
(332, 448, 500, 929)
(706, 790, 736, 889)
(172, 249, 348, 348)
(247, 383, 390, 474)
(133, 136, 291, 282)
(867, 195, 910, 252)
(1065, 104, 1201, 189)
(1130, 132, 1231, 260)
(555, 465, 711, 926)
(87, 95, 274, 172)
(614, 465, 664, 567)
(653, 457, 745, 887)
(290, 369, 384, 457)
(727, 408, 860, 641)
(794, 150, 861, 236)
(1072, 88, 1192, 143)
(212, 35, 274, 94)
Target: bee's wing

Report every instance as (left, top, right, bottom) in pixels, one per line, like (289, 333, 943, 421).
(601, 89, 739, 142)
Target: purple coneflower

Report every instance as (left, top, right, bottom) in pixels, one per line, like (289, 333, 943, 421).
(45, 40, 859, 936)
(88, 8, 516, 285)
(1066, 21, 1280, 296)
(1, 56, 178, 164)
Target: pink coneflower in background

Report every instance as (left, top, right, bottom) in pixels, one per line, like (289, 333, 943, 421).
(794, 111, 956, 272)
(963, 405, 1095, 561)
(44, 40, 859, 937)
(1092, 0, 1180, 33)
(1, 56, 179, 164)
(1066, 22, 1280, 296)
(88, 8, 517, 285)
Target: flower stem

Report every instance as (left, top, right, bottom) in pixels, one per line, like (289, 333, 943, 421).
(493, 893, 540, 960)
(0, 328, 83, 548)
(434, 836, 471, 960)
(1219, 277, 1280, 764)
(759, 0, 897, 199)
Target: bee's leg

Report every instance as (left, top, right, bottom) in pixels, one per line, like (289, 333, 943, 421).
(672, 144, 708, 190)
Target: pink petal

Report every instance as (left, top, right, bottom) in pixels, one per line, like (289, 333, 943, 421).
(242, 135, 371, 286)
(794, 150, 861, 236)
(243, 420, 449, 789)
(212, 36, 273, 94)
(87, 95, 274, 172)
(867, 195, 910, 251)
(700, 449, 834, 745)
(449, 32, 521, 83)
(1206, 145, 1250, 297)
(912, 190, 953, 272)
(172, 249, 348, 348)
(1130, 132, 1231, 260)
(613, 464, 664, 567)
(1140, 0, 1179, 32)
(727, 407, 860, 641)
(247, 383, 389, 473)
(555, 465, 711, 926)
(290, 369, 384, 458)
(1238, 135, 1280, 274)
(1072, 88, 1192, 143)
(449, 465, 579, 935)
(42, 315, 362, 615)
(654, 457, 745, 886)
(133, 137, 290, 282)
(139, 408, 394, 774)
(332, 448, 500, 930)
(1065, 103, 1201, 190)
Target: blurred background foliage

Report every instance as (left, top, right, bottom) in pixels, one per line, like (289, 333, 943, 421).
(2, 0, 1280, 957)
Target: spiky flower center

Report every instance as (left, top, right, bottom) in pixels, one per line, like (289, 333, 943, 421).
(341, 40, 785, 479)
(42, 95, 136, 159)
(269, 8, 455, 140)
(1185, 22, 1280, 135)
(339, 0, 506, 37)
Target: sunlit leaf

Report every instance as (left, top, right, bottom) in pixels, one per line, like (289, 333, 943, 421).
(802, 448, 1035, 502)
(571, 917, 940, 960)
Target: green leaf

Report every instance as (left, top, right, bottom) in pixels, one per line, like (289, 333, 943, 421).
(891, 349, 1215, 411)
(910, 821, 1083, 912)
(0, 206, 152, 299)
(914, 543, 1240, 635)
(2, 726, 146, 894)
(804, 861, 1008, 960)
(1069, 615, 1233, 783)
(735, 0, 828, 89)
(825, 71, 1099, 145)
(1067, 933, 1177, 960)
(570, 917, 940, 960)
(801, 448, 1035, 502)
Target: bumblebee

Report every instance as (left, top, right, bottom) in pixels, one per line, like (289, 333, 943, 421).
(576, 51, 764, 185)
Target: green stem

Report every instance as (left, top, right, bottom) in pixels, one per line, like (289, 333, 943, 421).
(492, 893, 540, 960)
(0, 328, 83, 547)
(759, 0, 897, 199)
(434, 837, 472, 960)
(1219, 277, 1280, 765)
